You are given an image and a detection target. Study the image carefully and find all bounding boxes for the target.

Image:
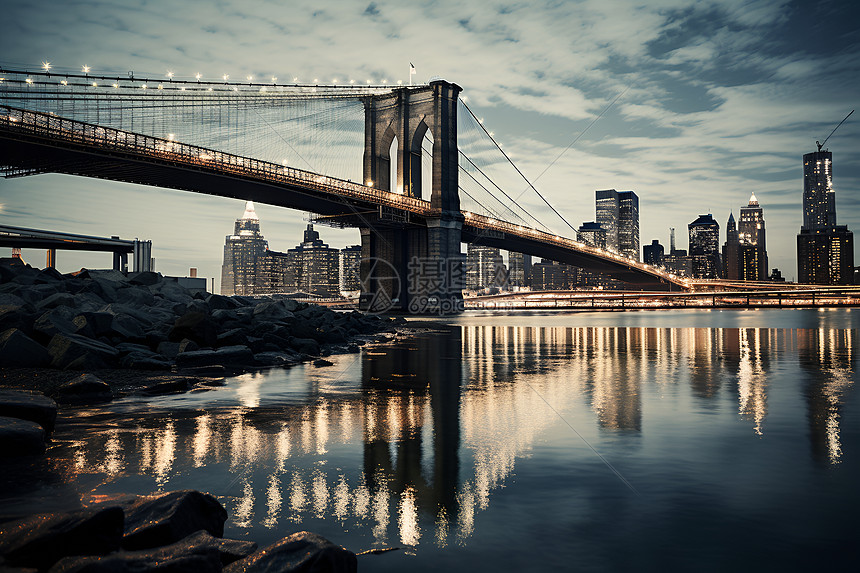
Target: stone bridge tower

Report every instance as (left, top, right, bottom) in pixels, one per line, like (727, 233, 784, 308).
(359, 80, 464, 314)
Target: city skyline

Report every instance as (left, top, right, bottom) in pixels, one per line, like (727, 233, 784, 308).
(1, 0, 859, 288)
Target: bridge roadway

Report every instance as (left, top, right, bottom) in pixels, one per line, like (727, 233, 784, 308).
(0, 106, 687, 290)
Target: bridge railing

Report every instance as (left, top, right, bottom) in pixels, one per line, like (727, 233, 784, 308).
(463, 210, 685, 285)
(0, 105, 435, 217)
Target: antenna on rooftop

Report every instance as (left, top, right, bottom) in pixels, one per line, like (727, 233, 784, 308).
(816, 110, 854, 152)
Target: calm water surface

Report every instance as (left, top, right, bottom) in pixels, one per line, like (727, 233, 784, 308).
(3, 308, 859, 571)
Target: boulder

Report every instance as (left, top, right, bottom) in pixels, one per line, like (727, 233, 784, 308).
(32, 307, 79, 343)
(204, 294, 237, 311)
(73, 312, 115, 338)
(252, 301, 295, 322)
(47, 333, 120, 370)
(0, 389, 58, 432)
(34, 293, 77, 311)
(313, 359, 334, 368)
(224, 532, 356, 573)
(0, 328, 50, 367)
(121, 490, 228, 550)
(168, 312, 217, 348)
(17, 283, 60, 305)
(174, 350, 219, 369)
(0, 416, 46, 456)
(128, 271, 161, 286)
(289, 337, 319, 356)
(55, 374, 113, 405)
(115, 287, 155, 307)
(156, 341, 181, 360)
(123, 355, 172, 371)
(48, 530, 252, 573)
(140, 378, 190, 396)
(216, 328, 249, 348)
(0, 506, 124, 571)
(110, 314, 146, 341)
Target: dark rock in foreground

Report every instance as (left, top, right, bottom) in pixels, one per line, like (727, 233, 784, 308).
(224, 531, 357, 573)
(55, 374, 113, 405)
(0, 416, 46, 456)
(0, 506, 124, 571)
(0, 389, 58, 433)
(120, 490, 228, 550)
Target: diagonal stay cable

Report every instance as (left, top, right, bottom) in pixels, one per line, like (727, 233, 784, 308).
(460, 99, 577, 233)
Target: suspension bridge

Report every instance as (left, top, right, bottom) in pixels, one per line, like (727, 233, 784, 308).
(0, 67, 688, 313)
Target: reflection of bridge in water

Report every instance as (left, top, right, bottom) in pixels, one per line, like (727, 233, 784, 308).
(60, 324, 854, 548)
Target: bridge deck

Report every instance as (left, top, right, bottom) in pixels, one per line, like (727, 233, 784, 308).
(0, 106, 687, 290)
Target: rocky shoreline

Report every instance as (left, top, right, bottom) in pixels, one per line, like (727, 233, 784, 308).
(0, 488, 358, 572)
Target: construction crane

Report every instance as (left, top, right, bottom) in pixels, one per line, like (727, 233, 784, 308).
(816, 110, 854, 152)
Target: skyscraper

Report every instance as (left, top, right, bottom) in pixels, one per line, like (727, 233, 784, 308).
(507, 251, 531, 288)
(577, 222, 607, 249)
(285, 224, 341, 297)
(738, 193, 768, 280)
(339, 245, 362, 293)
(722, 212, 739, 280)
(689, 214, 721, 279)
(595, 189, 639, 260)
(643, 240, 664, 266)
(221, 201, 268, 295)
(798, 150, 854, 284)
(466, 244, 506, 291)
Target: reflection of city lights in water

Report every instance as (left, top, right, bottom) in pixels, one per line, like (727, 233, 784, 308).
(398, 487, 421, 547)
(435, 507, 449, 548)
(153, 421, 176, 487)
(456, 490, 475, 544)
(274, 425, 291, 472)
(102, 429, 123, 477)
(737, 329, 767, 435)
(312, 470, 329, 516)
(333, 475, 350, 521)
(263, 473, 282, 529)
(234, 479, 255, 528)
(289, 472, 307, 519)
(353, 478, 370, 519)
(371, 474, 390, 543)
(315, 401, 329, 455)
(193, 414, 211, 467)
(823, 368, 852, 464)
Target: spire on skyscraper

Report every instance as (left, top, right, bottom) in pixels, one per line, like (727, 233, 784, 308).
(748, 193, 759, 206)
(242, 201, 259, 220)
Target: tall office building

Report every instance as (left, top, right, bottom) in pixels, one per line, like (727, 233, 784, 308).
(643, 240, 664, 265)
(798, 150, 854, 284)
(722, 212, 739, 280)
(507, 251, 531, 288)
(689, 214, 721, 279)
(339, 245, 362, 293)
(285, 225, 341, 297)
(738, 193, 768, 280)
(595, 189, 639, 260)
(221, 201, 268, 295)
(466, 244, 506, 291)
(577, 222, 607, 249)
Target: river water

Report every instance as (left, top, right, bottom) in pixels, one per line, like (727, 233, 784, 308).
(3, 308, 858, 571)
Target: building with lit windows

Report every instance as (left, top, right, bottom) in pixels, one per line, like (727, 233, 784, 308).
(285, 225, 341, 297)
(689, 214, 721, 279)
(577, 222, 607, 249)
(221, 201, 268, 295)
(798, 150, 854, 284)
(595, 189, 639, 260)
(722, 212, 739, 280)
(739, 193, 768, 280)
(339, 245, 362, 293)
(643, 239, 664, 266)
(507, 251, 531, 288)
(466, 244, 506, 291)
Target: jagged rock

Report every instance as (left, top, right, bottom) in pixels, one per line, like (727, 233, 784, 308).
(253, 352, 294, 367)
(216, 328, 249, 347)
(289, 337, 320, 356)
(128, 271, 161, 286)
(55, 374, 112, 405)
(47, 333, 120, 370)
(224, 532, 356, 573)
(140, 378, 190, 395)
(47, 530, 252, 573)
(0, 305, 35, 336)
(169, 312, 217, 348)
(39, 267, 64, 282)
(205, 294, 237, 311)
(115, 287, 155, 307)
(34, 293, 77, 311)
(17, 283, 60, 305)
(110, 314, 146, 340)
(0, 506, 124, 571)
(313, 358, 334, 367)
(73, 312, 115, 338)
(116, 342, 152, 354)
(0, 328, 50, 367)
(33, 307, 80, 343)
(0, 416, 46, 456)
(156, 341, 181, 359)
(0, 389, 58, 432)
(174, 350, 218, 369)
(178, 339, 200, 353)
(120, 490, 228, 550)
(253, 301, 295, 322)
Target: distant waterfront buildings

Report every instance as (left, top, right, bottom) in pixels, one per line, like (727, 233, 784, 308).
(285, 224, 341, 297)
(798, 150, 854, 284)
(221, 202, 268, 296)
(577, 222, 607, 249)
(689, 214, 721, 279)
(507, 251, 531, 288)
(339, 245, 362, 293)
(722, 213, 739, 280)
(739, 193, 768, 280)
(595, 189, 639, 260)
(466, 244, 506, 291)
(643, 239, 664, 266)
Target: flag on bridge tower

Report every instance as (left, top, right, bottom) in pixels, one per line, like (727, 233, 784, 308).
(409, 63, 416, 85)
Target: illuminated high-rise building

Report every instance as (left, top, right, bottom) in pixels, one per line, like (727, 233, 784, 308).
(738, 193, 768, 280)
(797, 150, 854, 284)
(285, 225, 341, 297)
(689, 214, 721, 279)
(339, 245, 362, 293)
(507, 251, 531, 288)
(466, 244, 506, 291)
(722, 212, 739, 280)
(221, 201, 268, 295)
(595, 189, 639, 260)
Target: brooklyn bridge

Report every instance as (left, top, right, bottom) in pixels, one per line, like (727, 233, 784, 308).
(0, 67, 687, 312)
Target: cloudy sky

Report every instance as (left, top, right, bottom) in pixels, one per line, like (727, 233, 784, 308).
(1, 0, 859, 288)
